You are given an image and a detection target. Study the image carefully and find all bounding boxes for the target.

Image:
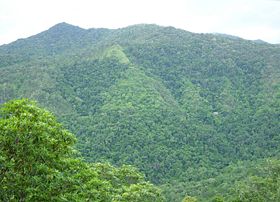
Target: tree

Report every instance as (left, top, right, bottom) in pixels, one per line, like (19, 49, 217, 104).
(232, 159, 280, 202)
(0, 99, 164, 201)
(182, 195, 197, 202)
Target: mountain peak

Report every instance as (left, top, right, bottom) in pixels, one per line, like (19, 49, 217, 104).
(47, 22, 85, 32)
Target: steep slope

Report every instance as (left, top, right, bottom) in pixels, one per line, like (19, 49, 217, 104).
(0, 23, 279, 201)
(81, 67, 190, 183)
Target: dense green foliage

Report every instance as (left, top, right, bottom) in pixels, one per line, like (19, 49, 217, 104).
(0, 23, 279, 201)
(162, 159, 280, 201)
(232, 159, 280, 202)
(0, 99, 164, 201)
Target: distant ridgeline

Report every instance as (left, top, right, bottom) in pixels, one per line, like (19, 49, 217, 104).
(0, 22, 280, 201)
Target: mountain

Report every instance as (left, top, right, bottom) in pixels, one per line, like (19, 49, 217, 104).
(1, 22, 280, 201)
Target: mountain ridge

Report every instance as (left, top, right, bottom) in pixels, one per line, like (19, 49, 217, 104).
(0, 22, 279, 201)
(1, 22, 278, 52)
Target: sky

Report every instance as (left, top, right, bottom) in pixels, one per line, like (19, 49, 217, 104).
(0, 0, 280, 45)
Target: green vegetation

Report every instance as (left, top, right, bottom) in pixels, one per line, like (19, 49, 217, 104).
(0, 99, 164, 201)
(162, 159, 280, 201)
(0, 23, 279, 201)
(233, 159, 280, 202)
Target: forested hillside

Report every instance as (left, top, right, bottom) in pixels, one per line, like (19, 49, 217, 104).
(0, 22, 279, 201)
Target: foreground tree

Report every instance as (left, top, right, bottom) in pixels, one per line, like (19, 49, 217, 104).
(0, 99, 164, 201)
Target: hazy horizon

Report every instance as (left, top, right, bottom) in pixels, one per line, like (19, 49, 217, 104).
(1, 22, 277, 46)
(1, 0, 280, 45)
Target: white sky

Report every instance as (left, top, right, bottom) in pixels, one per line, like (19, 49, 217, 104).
(0, 0, 280, 45)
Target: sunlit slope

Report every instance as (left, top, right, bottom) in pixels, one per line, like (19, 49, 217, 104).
(0, 23, 279, 200)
